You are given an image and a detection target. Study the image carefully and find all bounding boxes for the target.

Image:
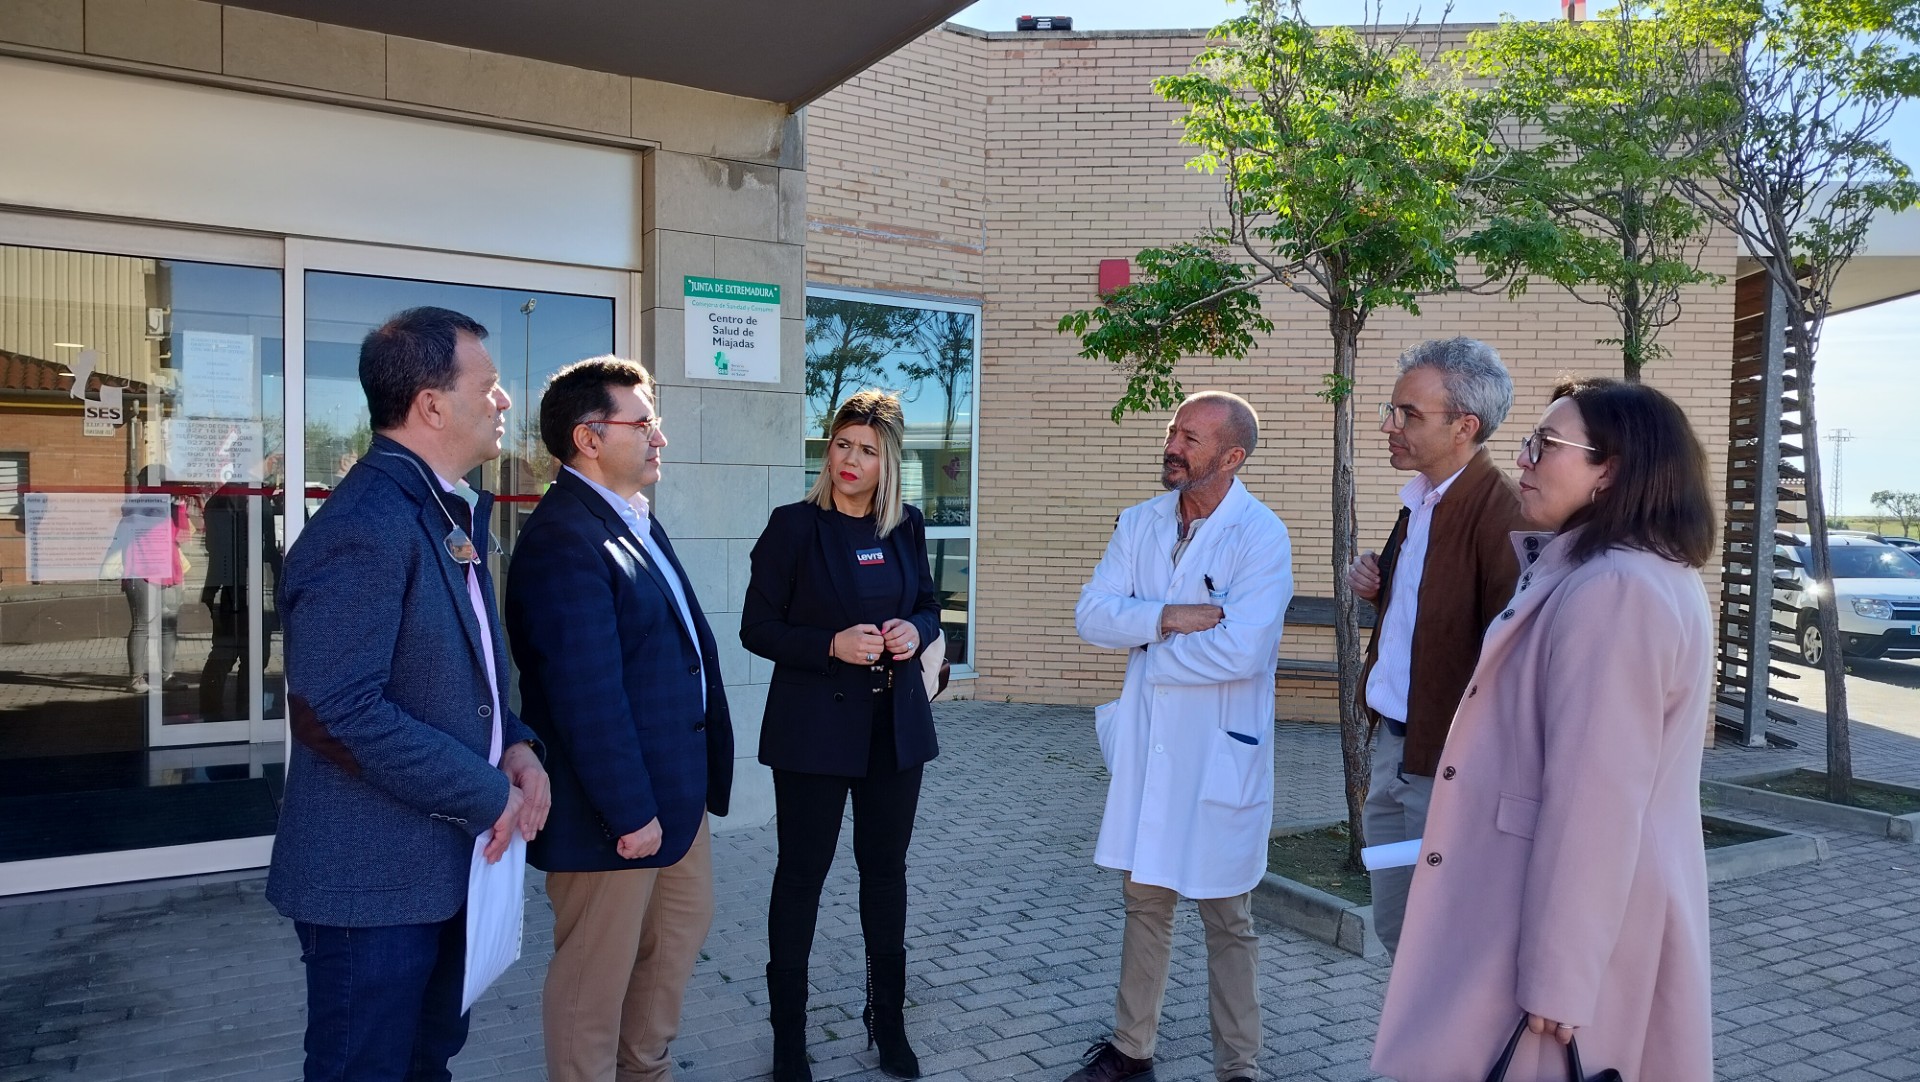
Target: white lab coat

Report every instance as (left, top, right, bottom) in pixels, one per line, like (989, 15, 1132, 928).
(1075, 477, 1294, 899)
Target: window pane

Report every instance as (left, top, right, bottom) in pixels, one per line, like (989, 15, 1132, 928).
(0, 453, 24, 518)
(301, 272, 615, 619)
(930, 537, 971, 666)
(0, 244, 284, 863)
(804, 296, 974, 526)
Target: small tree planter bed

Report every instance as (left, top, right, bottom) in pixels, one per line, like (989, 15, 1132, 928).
(1703, 813, 1828, 882)
(1703, 769, 1920, 842)
(1256, 820, 1384, 959)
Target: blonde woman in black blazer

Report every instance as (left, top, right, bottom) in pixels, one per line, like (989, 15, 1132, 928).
(741, 390, 941, 1082)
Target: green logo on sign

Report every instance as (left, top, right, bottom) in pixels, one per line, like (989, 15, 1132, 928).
(714, 350, 728, 374)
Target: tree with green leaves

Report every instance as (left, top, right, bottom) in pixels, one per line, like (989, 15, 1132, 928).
(804, 298, 920, 436)
(1465, 1, 1728, 380)
(1871, 490, 1920, 538)
(1667, 0, 1920, 802)
(899, 310, 976, 446)
(1059, 0, 1545, 868)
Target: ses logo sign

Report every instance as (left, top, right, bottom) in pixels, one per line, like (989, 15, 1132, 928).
(68, 349, 126, 436)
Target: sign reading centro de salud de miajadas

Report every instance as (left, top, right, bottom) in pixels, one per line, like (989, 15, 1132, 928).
(684, 275, 780, 383)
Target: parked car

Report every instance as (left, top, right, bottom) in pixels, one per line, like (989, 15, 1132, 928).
(1774, 536, 1920, 665)
(1877, 535, 1920, 561)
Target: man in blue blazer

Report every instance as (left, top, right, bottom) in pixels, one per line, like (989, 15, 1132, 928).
(268, 306, 551, 1082)
(505, 356, 733, 1082)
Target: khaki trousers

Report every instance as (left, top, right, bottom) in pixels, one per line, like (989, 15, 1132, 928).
(543, 818, 714, 1082)
(1112, 872, 1261, 1081)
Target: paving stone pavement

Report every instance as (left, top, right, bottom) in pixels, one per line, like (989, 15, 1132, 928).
(5, 698, 1920, 1082)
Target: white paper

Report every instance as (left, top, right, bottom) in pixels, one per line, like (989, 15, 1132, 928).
(163, 418, 264, 484)
(26, 492, 168, 582)
(461, 831, 526, 1014)
(179, 331, 256, 418)
(1361, 838, 1423, 871)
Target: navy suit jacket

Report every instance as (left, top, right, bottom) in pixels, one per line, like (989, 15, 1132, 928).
(506, 468, 733, 873)
(741, 500, 941, 777)
(267, 435, 538, 927)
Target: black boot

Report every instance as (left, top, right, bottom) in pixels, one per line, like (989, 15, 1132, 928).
(766, 964, 813, 1082)
(863, 952, 922, 1079)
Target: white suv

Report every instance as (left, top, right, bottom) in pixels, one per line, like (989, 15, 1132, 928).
(1775, 535, 1920, 665)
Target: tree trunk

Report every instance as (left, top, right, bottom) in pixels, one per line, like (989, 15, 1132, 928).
(1620, 210, 1645, 384)
(1329, 310, 1371, 872)
(1791, 321, 1854, 802)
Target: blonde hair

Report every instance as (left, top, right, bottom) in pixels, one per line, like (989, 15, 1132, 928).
(806, 389, 907, 536)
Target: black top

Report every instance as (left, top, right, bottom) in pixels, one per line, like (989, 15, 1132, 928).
(741, 500, 942, 778)
(837, 510, 906, 626)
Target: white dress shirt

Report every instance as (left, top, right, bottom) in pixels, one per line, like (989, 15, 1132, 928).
(563, 466, 705, 708)
(1364, 463, 1467, 724)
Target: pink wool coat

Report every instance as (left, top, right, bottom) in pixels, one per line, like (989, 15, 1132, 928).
(1372, 530, 1714, 1082)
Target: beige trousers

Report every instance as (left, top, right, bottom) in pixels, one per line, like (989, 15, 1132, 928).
(543, 817, 714, 1082)
(1112, 872, 1261, 1081)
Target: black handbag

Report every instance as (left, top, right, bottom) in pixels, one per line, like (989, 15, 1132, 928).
(1484, 1017, 1624, 1082)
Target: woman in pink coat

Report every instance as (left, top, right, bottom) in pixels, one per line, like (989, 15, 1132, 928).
(1373, 379, 1716, 1082)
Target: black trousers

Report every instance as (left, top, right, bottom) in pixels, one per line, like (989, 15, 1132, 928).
(767, 700, 924, 971)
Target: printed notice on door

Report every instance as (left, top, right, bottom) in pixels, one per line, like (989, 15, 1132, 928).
(684, 276, 781, 383)
(25, 492, 169, 583)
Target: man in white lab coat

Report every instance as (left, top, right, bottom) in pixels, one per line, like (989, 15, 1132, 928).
(1068, 391, 1294, 1082)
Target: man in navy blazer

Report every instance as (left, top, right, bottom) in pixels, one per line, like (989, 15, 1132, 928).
(506, 356, 733, 1082)
(268, 307, 551, 1082)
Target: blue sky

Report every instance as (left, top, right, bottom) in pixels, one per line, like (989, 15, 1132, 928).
(954, 0, 1920, 516)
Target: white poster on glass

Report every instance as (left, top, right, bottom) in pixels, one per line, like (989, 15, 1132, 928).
(180, 331, 255, 419)
(25, 492, 170, 582)
(164, 418, 264, 484)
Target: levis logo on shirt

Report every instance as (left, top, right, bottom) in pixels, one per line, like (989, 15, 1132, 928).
(856, 547, 886, 566)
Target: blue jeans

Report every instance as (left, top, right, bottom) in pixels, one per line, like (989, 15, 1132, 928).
(294, 912, 469, 1082)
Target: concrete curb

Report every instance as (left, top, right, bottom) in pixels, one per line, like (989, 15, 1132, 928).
(1251, 871, 1385, 958)
(1705, 769, 1920, 842)
(1703, 813, 1828, 883)
(1256, 819, 1385, 959)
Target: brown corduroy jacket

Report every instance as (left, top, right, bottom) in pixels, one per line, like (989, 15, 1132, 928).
(1359, 448, 1523, 777)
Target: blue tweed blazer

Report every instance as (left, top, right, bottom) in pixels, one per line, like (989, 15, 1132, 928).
(266, 435, 537, 927)
(506, 468, 733, 873)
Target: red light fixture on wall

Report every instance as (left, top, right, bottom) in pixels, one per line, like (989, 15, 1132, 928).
(1098, 258, 1130, 296)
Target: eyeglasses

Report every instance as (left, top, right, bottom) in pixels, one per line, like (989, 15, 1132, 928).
(1378, 402, 1466, 429)
(1519, 429, 1599, 465)
(583, 415, 664, 437)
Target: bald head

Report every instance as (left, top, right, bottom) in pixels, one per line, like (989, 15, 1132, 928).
(1179, 391, 1259, 458)
(1162, 390, 1258, 494)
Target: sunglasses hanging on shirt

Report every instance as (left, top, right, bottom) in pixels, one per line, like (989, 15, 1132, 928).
(380, 452, 482, 566)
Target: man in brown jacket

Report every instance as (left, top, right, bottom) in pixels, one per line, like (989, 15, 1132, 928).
(1347, 336, 1522, 957)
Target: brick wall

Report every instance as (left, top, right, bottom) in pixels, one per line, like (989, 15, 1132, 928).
(807, 26, 1734, 718)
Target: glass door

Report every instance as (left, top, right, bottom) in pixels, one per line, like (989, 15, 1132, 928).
(292, 246, 626, 621)
(0, 240, 285, 874)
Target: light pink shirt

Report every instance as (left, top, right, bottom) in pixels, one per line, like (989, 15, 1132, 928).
(1364, 462, 1466, 725)
(438, 474, 503, 766)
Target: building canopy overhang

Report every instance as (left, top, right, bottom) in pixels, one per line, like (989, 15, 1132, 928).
(1740, 201, 1920, 315)
(218, 0, 974, 110)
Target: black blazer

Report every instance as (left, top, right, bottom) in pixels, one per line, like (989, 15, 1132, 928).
(506, 469, 734, 873)
(741, 500, 941, 776)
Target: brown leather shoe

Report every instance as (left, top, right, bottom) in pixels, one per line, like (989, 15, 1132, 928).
(1063, 1041, 1154, 1082)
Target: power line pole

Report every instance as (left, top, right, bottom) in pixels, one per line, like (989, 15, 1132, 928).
(1826, 428, 1854, 516)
